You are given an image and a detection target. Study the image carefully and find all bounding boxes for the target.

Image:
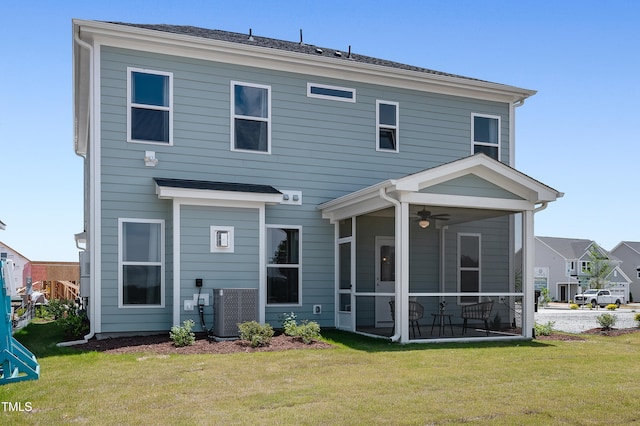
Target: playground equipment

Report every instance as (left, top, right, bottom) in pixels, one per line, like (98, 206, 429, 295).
(1, 259, 40, 384)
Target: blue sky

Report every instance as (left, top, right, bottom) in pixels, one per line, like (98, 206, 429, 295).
(1, 0, 639, 261)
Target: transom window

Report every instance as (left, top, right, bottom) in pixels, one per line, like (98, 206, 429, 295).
(307, 83, 356, 102)
(472, 114, 500, 160)
(459, 233, 481, 304)
(127, 68, 173, 144)
(376, 100, 399, 152)
(231, 81, 271, 153)
(266, 226, 301, 305)
(119, 219, 164, 307)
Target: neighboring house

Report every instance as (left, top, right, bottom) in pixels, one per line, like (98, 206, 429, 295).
(72, 20, 561, 343)
(29, 262, 80, 301)
(535, 237, 630, 303)
(610, 242, 640, 303)
(0, 241, 30, 291)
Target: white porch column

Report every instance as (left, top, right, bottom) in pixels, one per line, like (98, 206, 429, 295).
(522, 209, 535, 338)
(399, 201, 410, 343)
(172, 199, 181, 326)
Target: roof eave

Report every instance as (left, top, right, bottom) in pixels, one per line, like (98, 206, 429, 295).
(72, 19, 536, 104)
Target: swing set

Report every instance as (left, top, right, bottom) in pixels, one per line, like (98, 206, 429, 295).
(1, 259, 40, 384)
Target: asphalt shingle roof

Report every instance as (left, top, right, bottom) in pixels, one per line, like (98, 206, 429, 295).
(154, 178, 281, 195)
(108, 22, 488, 84)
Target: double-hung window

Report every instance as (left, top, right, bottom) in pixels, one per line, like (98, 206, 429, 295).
(128, 68, 172, 144)
(119, 219, 164, 307)
(458, 233, 481, 304)
(231, 81, 271, 153)
(266, 226, 301, 305)
(580, 261, 591, 274)
(377, 100, 399, 152)
(472, 113, 500, 160)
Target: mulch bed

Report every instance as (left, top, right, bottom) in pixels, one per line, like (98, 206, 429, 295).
(69, 327, 640, 354)
(71, 332, 333, 355)
(536, 327, 640, 341)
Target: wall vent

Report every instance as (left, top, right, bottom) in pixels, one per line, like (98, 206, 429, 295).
(213, 288, 259, 337)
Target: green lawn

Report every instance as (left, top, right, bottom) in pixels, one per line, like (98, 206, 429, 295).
(3, 322, 640, 425)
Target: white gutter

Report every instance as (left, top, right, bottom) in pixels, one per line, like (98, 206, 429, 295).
(379, 187, 402, 342)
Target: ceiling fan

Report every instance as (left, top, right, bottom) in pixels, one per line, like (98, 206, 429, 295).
(414, 207, 450, 228)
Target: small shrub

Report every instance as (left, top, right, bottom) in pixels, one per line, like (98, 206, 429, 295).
(170, 319, 195, 347)
(35, 304, 50, 319)
(606, 304, 617, 311)
(238, 321, 274, 348)
(50, 301, 90, 339)
(596, 313, 617, 330)
(634, 312, 640, 327)
(293, 320, 321, 344)
(278, 312, 321, 344)
(47, 299, 75, 320)
(569, 303, 579, 310)
(279, 312, 298, 337)
(534, 321, 555, 336)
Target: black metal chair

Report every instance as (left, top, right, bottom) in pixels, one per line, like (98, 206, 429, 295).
(389, 300, 424, 337)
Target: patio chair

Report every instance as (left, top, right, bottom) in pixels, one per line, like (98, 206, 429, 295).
(389, 300, 424, 337)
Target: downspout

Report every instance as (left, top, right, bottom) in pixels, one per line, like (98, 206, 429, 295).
(60, 28, 95, 346)
(379, 187, 402, 342)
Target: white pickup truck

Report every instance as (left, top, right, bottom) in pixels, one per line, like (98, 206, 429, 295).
(574, 289, 623, 308)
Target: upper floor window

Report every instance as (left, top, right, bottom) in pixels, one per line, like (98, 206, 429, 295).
(376, 100, 399, 152)
(580, 261, 591, 273)
(472, 113, 500, 160)
(307, 83, 356, 102)
(231, 81, 271, 153)
(127, 68, 173, 145)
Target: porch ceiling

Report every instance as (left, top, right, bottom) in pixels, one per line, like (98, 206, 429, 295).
(367, 205, 515, 227)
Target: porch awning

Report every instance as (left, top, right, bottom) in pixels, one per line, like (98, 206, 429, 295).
(154, 178, 283, 204)
(319, 154, 562, 222)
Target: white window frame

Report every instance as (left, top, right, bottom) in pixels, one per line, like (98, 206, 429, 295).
(127, 67, 173, 145)
(376, 100, 399, 152)
(231, 81, 271, 154)
(266, 225, 302, 306)
(307, 82, 356, 103)
(458, 233, 481, 304)
(118, 218, 165, 308)
(580, 261, 591, 273)
(471, 113, 501, 161)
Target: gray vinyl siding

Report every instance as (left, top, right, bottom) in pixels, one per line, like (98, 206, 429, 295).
(97, 44, 512, 332)
(179, 206, 259, 327)
(423, 174, 524, 199)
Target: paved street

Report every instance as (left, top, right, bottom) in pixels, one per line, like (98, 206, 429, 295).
(534, 303, 640, 333)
